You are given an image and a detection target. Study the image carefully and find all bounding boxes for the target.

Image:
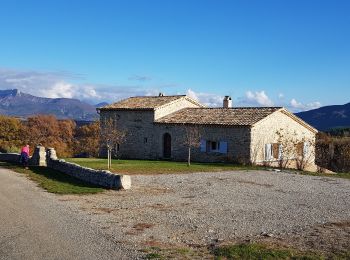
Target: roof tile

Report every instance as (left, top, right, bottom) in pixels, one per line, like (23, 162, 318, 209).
(155, 107, 282, 126)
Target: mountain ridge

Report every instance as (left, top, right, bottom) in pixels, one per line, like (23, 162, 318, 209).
(296, 102, 350, 131)
(0, 89, 98, 120)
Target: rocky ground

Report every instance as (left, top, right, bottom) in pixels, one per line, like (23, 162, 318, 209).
(61, 170, 350, 258)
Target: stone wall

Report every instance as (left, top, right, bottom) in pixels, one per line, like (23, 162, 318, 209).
(154, 124, 251, 163)
(0, 146, 131, 190)
(251, 110, 317, 171)
(45, 148, 131, 189)
(0, 152, 21, 163)
(154, 97, 201, 120)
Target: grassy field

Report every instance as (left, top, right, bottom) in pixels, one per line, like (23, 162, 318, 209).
(0, 161, 104, 194)
(65, 158, 350, 179)
(143, 243, 330, 259)
(65, 158, 258, 175)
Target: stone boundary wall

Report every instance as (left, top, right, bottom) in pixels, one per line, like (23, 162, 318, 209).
(0, 152, 21, 163)
(46, 148, 131, 189)
(0, 146, 131, 190)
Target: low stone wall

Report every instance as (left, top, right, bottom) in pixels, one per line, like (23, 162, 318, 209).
(0, 146, 131, 190)
(46, 148, 131, 190)
(0, 152, 21, 163)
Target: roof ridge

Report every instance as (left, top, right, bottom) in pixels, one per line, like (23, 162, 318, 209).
(129, 95, 186, 98)
(182, 107, 283, 109)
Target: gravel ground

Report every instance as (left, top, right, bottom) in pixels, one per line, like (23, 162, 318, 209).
(0, 167, 141, 260)
(61, 170, 350, 255)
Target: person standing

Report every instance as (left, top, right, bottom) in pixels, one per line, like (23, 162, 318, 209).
(20, 144, 30, 169)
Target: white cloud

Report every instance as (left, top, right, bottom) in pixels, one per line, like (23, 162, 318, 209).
(186, 89, 223, 107)
(289, 98, 321, 112)
(0, 68, 154, 104)
(240, 90, 274, 106)
(278, 93, 284, 99)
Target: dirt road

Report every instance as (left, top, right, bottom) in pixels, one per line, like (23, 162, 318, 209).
(0, 167, 140, 260)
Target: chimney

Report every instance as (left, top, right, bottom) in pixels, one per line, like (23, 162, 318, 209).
(223, 96, 232, 108)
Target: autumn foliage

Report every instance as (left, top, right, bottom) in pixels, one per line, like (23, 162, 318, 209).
(0, 115, 100, 157)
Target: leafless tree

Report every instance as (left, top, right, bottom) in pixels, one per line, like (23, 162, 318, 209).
(182, 124, 201, 166)
(276, 128, 315, 171)
(100, 117, 126, 170)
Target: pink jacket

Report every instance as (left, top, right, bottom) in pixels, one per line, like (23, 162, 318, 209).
(21, 146, 30, 155)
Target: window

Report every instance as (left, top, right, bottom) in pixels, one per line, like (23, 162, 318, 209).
(210, 141, 219, 152)
(265, 143, 283, 160)
(115, 143, 120, 152)
(200, 139, 228, 154)
(144, 137, 148, 143)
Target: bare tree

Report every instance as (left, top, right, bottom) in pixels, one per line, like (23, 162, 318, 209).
(182, 124, 201, 166)
(276, 128, 315, 171)
(100, 117, 126, 170)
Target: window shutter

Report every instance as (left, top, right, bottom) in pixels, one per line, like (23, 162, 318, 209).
(296, 142, 303, 156)
(219, 141, 228, 154)
(278, 144, 283, 159)
(200, 139, 206, 152)
(265, 144, 272, 160)
(303, 142, 309, 155)
(272, 143, 279, 159)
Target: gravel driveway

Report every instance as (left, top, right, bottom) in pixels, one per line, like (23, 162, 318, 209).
(2, 168, 350, 259)
(62, 170, 350, 254)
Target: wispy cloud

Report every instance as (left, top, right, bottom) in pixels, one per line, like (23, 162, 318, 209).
(128, 74, 152, 81)
(289, 98, 321, 112)
(186, 89, 223, 107)
(237, 90, 274, 107)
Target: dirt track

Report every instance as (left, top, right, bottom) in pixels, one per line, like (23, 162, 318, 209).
(0, 167, 140, 260)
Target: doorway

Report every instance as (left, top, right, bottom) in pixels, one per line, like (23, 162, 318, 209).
(163, 133, 171, 158)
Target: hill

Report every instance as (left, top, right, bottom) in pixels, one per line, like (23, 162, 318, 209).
(0, 89, 98, 120)
(296, 102, 350, 131)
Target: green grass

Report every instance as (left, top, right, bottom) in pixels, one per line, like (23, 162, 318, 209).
(0, 161, 105, 194)
(65, 158, 259, 175)
(142, 243, 326, 260)
(213, 243, 322, 260)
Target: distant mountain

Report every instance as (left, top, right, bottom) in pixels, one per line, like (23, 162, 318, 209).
(94, 102, 109, 108)
(0, 89, 98, 120)
(296, 102, 350, 131)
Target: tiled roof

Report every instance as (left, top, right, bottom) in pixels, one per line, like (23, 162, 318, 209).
(99, 95, 189, 110)
(155, 107, 282, 126)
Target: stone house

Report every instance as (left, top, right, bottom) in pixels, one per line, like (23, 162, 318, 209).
(98, 94, 318, 170)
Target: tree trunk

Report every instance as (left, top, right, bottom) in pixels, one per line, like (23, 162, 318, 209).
(187, 147, 191, 166)
(107, 149, 111, 170)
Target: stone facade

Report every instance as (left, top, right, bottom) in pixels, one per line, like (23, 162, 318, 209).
(251, 110, 317, 171)
(99, 95, 318, 170)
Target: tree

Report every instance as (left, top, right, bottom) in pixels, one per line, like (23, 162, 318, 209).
(276, 128, 315, 171)
(0, 115, 23, 153)
(182, 124, 201, 166)
(100, 117, 126, 170)
(74, 121, 100, 157)
(23, 115, 76, 157)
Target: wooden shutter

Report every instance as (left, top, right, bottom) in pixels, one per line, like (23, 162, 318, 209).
(200, 139, 206, 152)
(272, 143, 279, 159)
(219, 141, 228, 154)
(296, 142, 303, 156)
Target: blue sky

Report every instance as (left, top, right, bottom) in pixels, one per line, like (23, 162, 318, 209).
(0, 0, 349, 111)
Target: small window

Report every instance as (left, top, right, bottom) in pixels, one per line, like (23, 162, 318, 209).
(115, 143, 120, 152)
(144, 137, 148, 143)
